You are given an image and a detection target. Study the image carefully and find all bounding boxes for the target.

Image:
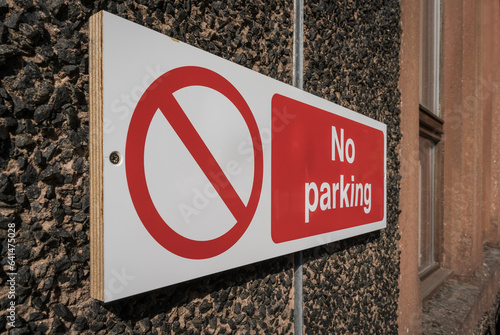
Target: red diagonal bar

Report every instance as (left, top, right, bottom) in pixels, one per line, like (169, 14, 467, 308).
(158, 96, 246, 221)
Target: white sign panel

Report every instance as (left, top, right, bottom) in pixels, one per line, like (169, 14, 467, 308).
(93, 11, 386, 302)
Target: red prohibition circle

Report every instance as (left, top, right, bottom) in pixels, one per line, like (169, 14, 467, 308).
(125, 66, 264, 259)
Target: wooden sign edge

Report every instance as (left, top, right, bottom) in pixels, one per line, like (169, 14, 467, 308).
(89, 11, 104, 301)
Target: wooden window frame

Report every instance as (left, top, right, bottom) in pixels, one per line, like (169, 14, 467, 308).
(418, 105, 443, 276)
(418, 0, 451, 299)
(419, 105, 449, 300)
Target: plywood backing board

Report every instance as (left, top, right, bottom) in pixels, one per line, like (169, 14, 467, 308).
(89, 11, 104, 301)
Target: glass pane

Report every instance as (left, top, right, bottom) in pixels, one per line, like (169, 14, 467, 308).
(420, 0, 440, 115)
(419, 137, 435, 271)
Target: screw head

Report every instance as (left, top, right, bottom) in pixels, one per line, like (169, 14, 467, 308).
(109, 152, 120, 165)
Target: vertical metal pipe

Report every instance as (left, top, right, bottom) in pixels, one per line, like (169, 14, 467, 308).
(293, 0, 304, 90)
(292, 0, 304, 334)
(293, 251, 303, 334)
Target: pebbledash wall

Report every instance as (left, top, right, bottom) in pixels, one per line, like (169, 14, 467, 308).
(0, 0, 402, 334)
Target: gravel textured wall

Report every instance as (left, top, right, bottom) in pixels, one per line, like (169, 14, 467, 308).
(0, 0, 402, 334)
(302, 0, 401, 333)
(0, 0, 295, 334)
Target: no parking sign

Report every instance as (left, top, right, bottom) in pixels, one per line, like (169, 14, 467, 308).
(90, 11, 386, 302)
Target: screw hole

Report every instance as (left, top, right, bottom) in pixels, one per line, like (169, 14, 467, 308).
(109, 151, 121, 165)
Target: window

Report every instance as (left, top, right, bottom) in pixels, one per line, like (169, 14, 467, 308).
(418, 0, 443, 280)
(418, 136, 436, 272)
(420, 0, 440, 116)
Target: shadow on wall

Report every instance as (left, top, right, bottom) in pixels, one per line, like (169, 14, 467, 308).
(98, 254, 294, 333)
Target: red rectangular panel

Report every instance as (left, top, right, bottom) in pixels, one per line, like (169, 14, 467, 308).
(271, 94, 385, 243)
